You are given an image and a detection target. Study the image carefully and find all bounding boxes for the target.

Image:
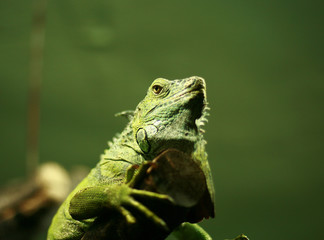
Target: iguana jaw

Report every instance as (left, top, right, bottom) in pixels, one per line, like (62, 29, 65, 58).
(173, 76, 207, 123)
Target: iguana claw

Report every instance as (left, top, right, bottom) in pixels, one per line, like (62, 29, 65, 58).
(123, 195, 169, 231)
(118, 186, 172, 231)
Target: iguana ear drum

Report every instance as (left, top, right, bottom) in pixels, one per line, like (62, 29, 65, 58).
(136, 125, 158, 154)
(136, 128, 150, 153)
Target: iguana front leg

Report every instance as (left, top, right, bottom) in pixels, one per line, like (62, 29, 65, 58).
(69, 183, 173, 231)
(69, 179, 213, 240)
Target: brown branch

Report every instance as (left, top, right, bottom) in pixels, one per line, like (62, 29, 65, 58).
(27, 0, 48, 177)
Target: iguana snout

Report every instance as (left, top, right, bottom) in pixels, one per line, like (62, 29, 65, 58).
(183, 76, 205, 92)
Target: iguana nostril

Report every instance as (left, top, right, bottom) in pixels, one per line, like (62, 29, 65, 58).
(195, 77, 205, 88)
(185, 76, 206, 90)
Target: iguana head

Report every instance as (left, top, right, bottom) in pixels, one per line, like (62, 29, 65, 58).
(132, 76, 208, 156)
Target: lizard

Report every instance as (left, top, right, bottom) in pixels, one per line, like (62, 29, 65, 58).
(47, 76, 215, 240)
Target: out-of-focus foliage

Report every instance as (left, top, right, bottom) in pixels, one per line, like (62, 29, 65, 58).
(0, 1, 323, 239)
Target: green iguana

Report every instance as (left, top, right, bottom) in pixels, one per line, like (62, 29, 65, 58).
(47, 76, 215, 240)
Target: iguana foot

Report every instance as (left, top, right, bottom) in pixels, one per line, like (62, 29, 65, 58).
(116, 184, 173, 231)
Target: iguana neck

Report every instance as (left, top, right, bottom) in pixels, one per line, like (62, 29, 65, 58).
(98, 121, 144, 180)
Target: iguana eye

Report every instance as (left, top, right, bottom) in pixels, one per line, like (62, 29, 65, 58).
(152, 84, 163, 95)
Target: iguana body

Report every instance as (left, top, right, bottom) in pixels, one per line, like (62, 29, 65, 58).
(48, 76, 215, 240)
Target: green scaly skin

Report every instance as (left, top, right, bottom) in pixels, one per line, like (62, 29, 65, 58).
(47, 76, 215, 240)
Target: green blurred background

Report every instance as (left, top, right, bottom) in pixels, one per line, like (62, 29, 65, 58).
(1, 0, 323, 239)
